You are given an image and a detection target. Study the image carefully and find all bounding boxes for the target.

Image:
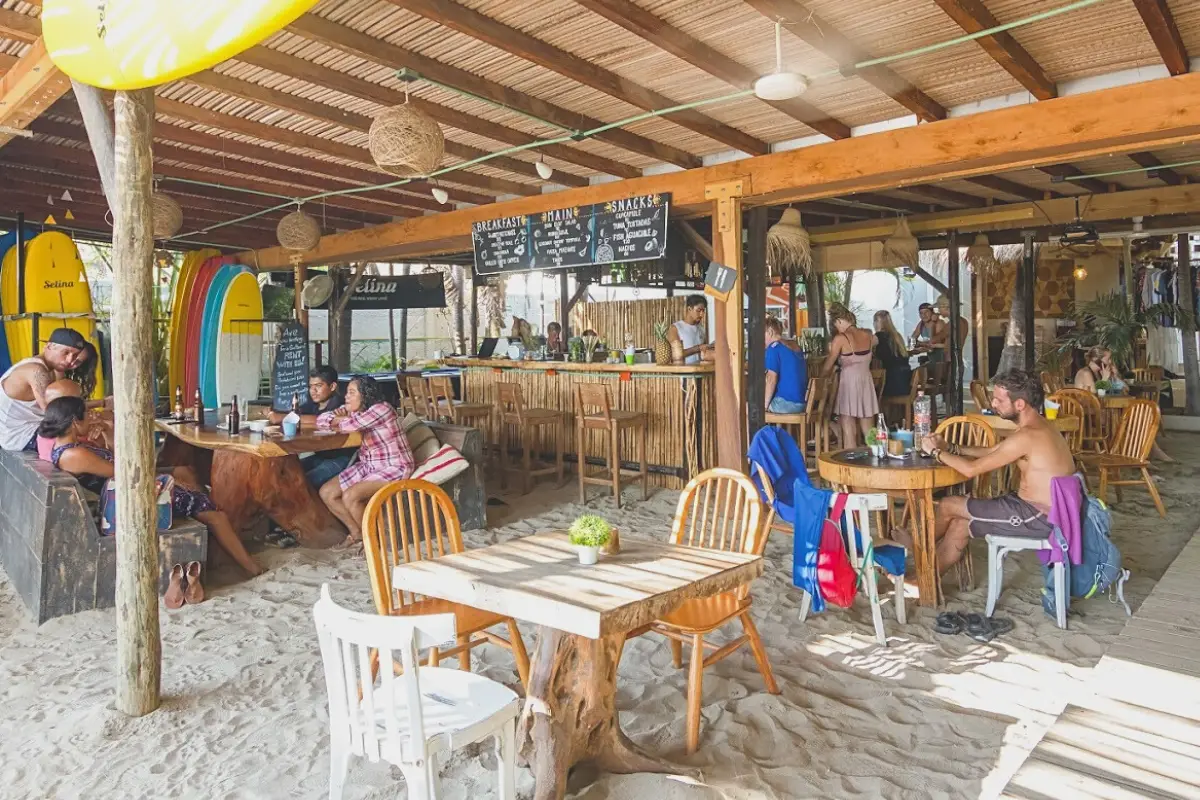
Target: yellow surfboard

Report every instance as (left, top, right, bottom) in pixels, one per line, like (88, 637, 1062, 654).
(4, 232, 105, 398)
(43, 0, 321, 90)
(168, 249, 218, 394)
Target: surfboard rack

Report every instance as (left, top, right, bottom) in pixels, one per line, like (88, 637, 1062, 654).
(1, 311, 103, 358)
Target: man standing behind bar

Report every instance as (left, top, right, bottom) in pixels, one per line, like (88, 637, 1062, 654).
(268, 366, 354, 487)
(668, 295, 714, 364)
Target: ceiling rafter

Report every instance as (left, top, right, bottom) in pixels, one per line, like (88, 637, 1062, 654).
(742, 0, 946, 122)
(572, 0, 849, 140)
(390, 0, 769, 155)
(1036, 163, 1110, 195)
(899, 184, 987, 207)
(0, 38, 71, 148)
(932, 0, 1055, 100)
(965, 175, 1048, 202)
(234, 45, 639, 179)
(289, 14, 700, 169)
(1132, 0, 1189, 76)
(1127, 152, 1185, 186)
(0, 8, 39, 42)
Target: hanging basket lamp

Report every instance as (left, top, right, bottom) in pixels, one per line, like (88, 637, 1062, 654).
(151, 192, 183, 239)
(277, 207, 321, 252)
(766, 206, 812, 278)
(965, 233, 1000, 277)
(881, 216, 918, 269)
(369, 101, 444, 178)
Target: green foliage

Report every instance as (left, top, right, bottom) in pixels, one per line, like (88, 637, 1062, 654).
(1094, 379, 1112, 391)
(568, 514, 611, 547)
(1061, 290, 1196, 371)
(353, 352, 396, 373)
(262, 285, 296, 321)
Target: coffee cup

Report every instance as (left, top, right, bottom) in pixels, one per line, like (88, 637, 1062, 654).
(282, 420, 299, 437)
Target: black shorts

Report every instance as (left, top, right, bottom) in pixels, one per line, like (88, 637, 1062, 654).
(966, 494, 1053, 540)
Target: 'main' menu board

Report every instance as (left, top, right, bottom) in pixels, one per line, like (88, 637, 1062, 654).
(473, 193, 669, 275)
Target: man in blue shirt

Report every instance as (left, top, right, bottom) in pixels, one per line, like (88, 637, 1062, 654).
(764, 316, 808, 413)
(268, 366, 352, 487)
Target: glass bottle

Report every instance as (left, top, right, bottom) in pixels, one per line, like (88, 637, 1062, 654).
(913, 391, 932, 441)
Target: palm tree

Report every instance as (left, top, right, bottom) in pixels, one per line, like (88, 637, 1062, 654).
(1060, 289, 1193, 371)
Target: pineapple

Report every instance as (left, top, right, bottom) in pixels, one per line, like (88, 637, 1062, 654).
(653, 322, 672, 365)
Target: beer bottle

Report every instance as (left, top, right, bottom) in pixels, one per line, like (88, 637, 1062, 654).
(173, 385, 184, 420)
(193, 389, 204, 426)
(228, 395, 240, 434)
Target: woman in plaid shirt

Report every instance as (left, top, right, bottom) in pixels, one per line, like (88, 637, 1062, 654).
(316, 375, 414, 547)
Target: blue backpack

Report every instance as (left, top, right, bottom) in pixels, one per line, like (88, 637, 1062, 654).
(1042, 493, 1130, 618)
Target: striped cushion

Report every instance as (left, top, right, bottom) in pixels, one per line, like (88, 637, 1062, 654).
(411, 443, 469, 485)
(401, 413, 441, 463)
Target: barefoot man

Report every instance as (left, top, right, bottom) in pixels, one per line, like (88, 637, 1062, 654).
(894, 369, 1076, 571)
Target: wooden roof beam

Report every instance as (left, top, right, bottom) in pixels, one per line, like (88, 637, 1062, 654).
(390, 0, 769, 155)
(236, 46, 640, 179)
(572, 0, 849, 140)
(0, 8, 39, 42)
(1128, 151, 1185, 186)
(1037, 164, 1110, 195)
(932, 0, 1056, 100)
(1133, 0, 1189, 76)
(843, 192, 940, 214)
(742, 0, 946, 122)
(964, 175, 1047, 202)
(153, 96, 529, 198)
(187, 71, 564, 189)
(0, 38, 70, 148)
(900, 184, 987, 207)
(288, 14, 700, 170)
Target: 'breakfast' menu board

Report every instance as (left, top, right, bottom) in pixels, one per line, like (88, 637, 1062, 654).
(472, 193, 670, 275)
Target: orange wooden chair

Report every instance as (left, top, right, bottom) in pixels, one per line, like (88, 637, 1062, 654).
(969, 380, 990, 412)
(405, 376, 434, 420)
(496, 382, 565, 493)
(1055, 387, 1106, 453)
(883, 366, 927, 429)
(574, 382, 648, 507)
(362, 480, 531, 687)
(626, 468, 777, 754)
(1077, 399, 1166, 517)
(427, 375, 492, 428)
(1045, 391, 1085, 454)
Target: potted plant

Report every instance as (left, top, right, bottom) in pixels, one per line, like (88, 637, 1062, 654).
(1094, 379, 1111, 397)
(867, 427, 885, 458)
(568, 514, 611, 565)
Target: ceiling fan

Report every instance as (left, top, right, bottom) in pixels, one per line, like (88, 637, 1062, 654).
(1057, 197, 1109, 256)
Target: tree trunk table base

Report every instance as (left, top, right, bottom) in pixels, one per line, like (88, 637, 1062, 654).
(519, 626, 690, 800)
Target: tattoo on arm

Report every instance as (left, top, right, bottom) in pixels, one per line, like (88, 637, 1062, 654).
(29, 368, 51, 409)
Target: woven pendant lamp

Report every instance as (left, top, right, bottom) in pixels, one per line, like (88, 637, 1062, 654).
(369, 100, 444, 178)
(881, 217, 918, 268)
(277, 207, 321, 252)
(766, 207, 811, 277)
(151, 192, 183, 239)
(965, 233, 1000, 276)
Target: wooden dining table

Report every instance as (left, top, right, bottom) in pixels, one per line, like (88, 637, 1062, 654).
(156, 419, 358, 547)
(390, 531, 762, 800)
(818, 448, 968, 607)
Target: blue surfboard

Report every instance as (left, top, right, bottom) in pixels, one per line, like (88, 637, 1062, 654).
(199, 263, 250, 408)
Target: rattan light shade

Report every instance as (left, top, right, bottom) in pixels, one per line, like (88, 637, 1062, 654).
(965, 233, 1000, 276)
(277, 209, 321, 251)
(881, 217, 918, 268)
(151, 193, 183, 239)
(369, 104, 445, 177)
(766, 207, 811, 277)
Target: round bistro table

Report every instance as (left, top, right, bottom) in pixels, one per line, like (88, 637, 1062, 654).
(818, 448, 969, 608)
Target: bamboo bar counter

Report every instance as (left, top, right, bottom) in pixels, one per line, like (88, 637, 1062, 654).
(452, 358, 715, 488)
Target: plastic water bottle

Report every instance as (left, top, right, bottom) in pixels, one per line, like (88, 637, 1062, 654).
(913, 391, 932, 441)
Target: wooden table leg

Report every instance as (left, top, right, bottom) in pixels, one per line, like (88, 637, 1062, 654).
(907, 488, 943, 608)
(519, 626, 688, 800)
(209, 450, 346, 548)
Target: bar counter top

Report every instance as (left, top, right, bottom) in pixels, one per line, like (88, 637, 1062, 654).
(450, 358, 714, 375)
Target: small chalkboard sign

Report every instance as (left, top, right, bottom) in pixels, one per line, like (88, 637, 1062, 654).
(703, 260, 738, 301)
(271, 322, 309, 412)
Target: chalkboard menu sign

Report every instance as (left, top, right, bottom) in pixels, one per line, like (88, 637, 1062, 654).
(473, 193, 669, 275)
(271, 322, 309, 412)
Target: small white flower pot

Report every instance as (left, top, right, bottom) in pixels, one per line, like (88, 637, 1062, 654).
(870, 443, 885, 459)
(576, 545, 601, 565)
(1097, 389, 1107, 397)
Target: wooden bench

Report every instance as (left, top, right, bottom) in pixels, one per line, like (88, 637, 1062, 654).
(0, 450, 208, 624)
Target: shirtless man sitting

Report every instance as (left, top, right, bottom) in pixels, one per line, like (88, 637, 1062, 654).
(0, 328, 87, 451)
(894, 369, 1076, 571)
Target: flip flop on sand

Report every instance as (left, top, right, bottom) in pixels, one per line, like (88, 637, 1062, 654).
(934, 611, 965, 635)
(164, 564, 186, 610)
(184, 561, 205, 605)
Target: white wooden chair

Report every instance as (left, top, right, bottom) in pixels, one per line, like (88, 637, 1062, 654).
(797, 493, 907, 645)
(984, 534, 1067, 629)
(313, 585, 520, 800)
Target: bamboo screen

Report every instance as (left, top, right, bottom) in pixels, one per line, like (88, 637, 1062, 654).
(569, 297, 688, 349)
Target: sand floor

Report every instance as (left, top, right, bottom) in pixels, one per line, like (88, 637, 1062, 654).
(2, 435, 1198, 800)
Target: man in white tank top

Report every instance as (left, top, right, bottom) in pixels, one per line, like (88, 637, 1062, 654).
(667, 295, 713, 365)
(0, 328, 87, 451)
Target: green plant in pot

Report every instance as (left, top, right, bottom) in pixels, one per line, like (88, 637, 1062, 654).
(1094, 379, 1111, 397)
(568, 514, 612, 565)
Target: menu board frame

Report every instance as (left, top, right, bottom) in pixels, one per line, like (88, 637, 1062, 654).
(271, 321, 309, 412)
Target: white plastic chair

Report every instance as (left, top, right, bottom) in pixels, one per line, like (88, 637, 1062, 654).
(313, 585, 520, 800)
(798, 493, 907, 645)
(985, 534, 1067, 629)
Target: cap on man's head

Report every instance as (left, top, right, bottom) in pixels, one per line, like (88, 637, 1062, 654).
(48, 328, 87, 350)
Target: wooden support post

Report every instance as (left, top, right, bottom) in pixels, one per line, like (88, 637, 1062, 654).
(387, 265, 398, 370)
(1176, 234, 1200, 415)
(706, 179, 747, 470)
(746, 207, 768, 440)
(1122, 237, 1134, 306)
(398, 264, 409, 363)
(72, 81, 117, 208)
(469, 277, 478, 356)
(947, 231, 963, 416)
(560, 272, 570, 340)
(786, 277, 797, 336)
(972, 267, 987, 382)
(1021, 231, 1036, 372)
(111, 88, 161, 717)
(294, 258, 308, 329)
(811, 273, 827, 330)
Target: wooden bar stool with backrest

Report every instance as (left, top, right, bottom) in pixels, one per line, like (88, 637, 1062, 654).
(1078, 398, 1166, 517)
(624, 468, 778, 754)
(496, 382, 565, 494)
(884, 366, 927, 429)
(1055, 388, 1106, 454)
(574, 383, 648, 507)
(406, 376, 434, 420)
(932, 414, 998, 592)
(764, 375, 824, 470)
(814, 371, 839, 456)
(427, 375, 492, 429)
(361, 480, 531, 689)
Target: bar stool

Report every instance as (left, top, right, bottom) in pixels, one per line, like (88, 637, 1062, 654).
(394, 374, 416, 416)
(574, 383, 648, 507)
(405, 376, 434, 420)
(427, 375, 491, 429)
(764, 376, 824, 471)
(496, 382, 565, 493)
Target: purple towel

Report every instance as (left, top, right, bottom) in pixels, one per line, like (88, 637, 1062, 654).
(1040, 475, 1083, 565)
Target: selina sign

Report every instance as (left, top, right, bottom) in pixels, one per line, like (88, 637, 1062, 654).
(320, 273, 447, 310)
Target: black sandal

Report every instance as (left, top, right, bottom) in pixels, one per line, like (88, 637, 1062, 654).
(934, 611, 965, 635)
(964, 613, 997, 643)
